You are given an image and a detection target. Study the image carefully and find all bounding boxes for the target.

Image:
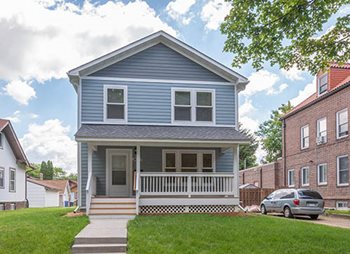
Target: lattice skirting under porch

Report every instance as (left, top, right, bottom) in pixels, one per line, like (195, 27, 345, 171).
(140, 205, 237, 214)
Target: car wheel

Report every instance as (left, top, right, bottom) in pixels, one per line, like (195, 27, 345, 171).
(283, 206, 293, 218)
(310, 215, 319, 220)
(261, 205, 267, 215)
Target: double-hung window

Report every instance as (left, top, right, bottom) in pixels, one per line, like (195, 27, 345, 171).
(9, 168, 15, 192)
(301, 125, 309, 149)
(336, 108, 348, 139)
(316, 117, 327, 144)
(172, 88, 215, 124)
(301, 167, 309, 186)
(0, 167, 4, 188)
(104, 85, 127, 123)
(317, 164, 327, 185)
(288, 169, 295, 187)
(318, 73, 328, 95)
(337, 155, 349, 186)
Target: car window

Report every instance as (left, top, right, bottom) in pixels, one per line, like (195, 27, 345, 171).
(280, 190, 295, 199)
(298, 190, 323, 199)
(267, 191, 276, 199)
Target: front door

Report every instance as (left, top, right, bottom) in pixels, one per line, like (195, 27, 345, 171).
(107, 149, 132, 197)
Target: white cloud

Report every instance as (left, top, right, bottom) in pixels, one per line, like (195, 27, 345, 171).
(0, 0, 176, 85)
(267, 83, 288, 95)
(29, 113, 39, 119)
(166, 0, 196, 25)
(281, 66, 305, 81)
(3, 80, 36, 105)
(201, 0, 230, 30)
(242, 70, 281, 96)
(20, 119, 77, 173)
(5, 110, 21, 123)
(239, 116, 259, 133)
(290, 79, 316, 106)
(239, 99, 255, 117)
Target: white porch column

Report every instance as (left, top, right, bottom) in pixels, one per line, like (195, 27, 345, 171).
(88, 144, 93, 176)
(136, 145, 141, 215)
(232, 145, 240, 198)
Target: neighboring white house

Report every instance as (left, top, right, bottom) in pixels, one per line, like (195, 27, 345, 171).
(0, 119, 31, 210)
(27, 178, 72, 207)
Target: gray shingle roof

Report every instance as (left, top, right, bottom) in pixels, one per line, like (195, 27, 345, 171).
(75, 124, 249, 143)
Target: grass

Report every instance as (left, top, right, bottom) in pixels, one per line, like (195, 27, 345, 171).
(128, 214, 350, 254)
(0, 208, 89, 254)
(326, 209, 350, 215)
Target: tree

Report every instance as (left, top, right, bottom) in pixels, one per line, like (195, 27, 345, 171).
(256, 102, 293, 163)
(239, 125, 259, 170)
(221, 0, 350, 74)
(40, 160, 54, 180)
(53, 167, 67, 179)
(27, 164, 41, 178)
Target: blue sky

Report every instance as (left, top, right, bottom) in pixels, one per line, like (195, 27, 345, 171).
(0, 0, 344, 172)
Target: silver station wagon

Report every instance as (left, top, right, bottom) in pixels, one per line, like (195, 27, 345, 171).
(260, 189, 324, 220)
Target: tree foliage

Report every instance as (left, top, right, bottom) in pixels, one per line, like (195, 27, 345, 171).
(256, 102, 293, 163)
(239, 125, 259, 170)
(221, 0, 350, 74)
(27, 161, 77, 180)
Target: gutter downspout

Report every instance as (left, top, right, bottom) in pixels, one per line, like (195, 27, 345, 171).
(25, 165, 35, 208)
(282, 119, 287, 187)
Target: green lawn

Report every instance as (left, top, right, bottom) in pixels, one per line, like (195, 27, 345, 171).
(0, 208, 88, 254)
(326, 209, 350, 215)
(128, 214, 350, 254)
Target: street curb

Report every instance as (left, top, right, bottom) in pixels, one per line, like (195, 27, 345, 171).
(324, 213, 350, 220)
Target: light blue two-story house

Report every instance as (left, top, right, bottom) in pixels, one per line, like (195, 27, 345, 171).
(68, 31, 249, 217)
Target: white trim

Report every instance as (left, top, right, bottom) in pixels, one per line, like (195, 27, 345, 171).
(317, 163, 327, 186)
(0, 167, 4, 189)
(9, 168, 16, 192)
(300, 124, 309, 149)
(301, 167, 309, 187)
(317, 73, 328, 96)
(287, 169, 295, 187)
(235, 88, 238, 130)
(336, 201, 349, 210)
(336, 108, 348, 139)
(105, 149, 133, 196)
(162, 149, 216, 173)
(0, 132, 3, 149)
(171, 87, 216, 125)
(139, 197, 239, 206)
(337, 155, 349, 186)
(316, 117, 327, 144)
(80, 121, 235, 128)
(103, 85, 128, 124)
(78, 78, 82, 128)
(81, 76, 234, 86)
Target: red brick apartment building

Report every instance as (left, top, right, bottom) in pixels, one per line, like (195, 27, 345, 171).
(240, 64, 350, 209)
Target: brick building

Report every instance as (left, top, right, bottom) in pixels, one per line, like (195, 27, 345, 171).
(281, 64, 350, 208)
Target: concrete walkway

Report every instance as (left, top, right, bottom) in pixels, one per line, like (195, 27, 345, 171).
(72, 218, 131, 253)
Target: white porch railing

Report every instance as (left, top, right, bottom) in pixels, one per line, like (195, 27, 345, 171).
(85, 172, 96, 214)
(139, 173, 235, 196)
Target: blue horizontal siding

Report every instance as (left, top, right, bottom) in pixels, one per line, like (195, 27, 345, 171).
(89, 43, 228, 82)
(81, 79, 236, 125)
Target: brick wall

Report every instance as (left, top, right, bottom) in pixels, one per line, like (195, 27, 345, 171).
(283, 84, 350, 208)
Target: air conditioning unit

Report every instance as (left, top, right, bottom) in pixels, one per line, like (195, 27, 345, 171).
(317, 136, 327, 145)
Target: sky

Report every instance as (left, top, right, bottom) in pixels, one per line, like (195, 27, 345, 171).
(0, 0, 345, 173)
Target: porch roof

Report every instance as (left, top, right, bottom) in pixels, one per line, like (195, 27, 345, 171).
(75, 124, 249, 144)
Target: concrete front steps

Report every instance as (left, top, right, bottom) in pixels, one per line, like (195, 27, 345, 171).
(72, 218, 130, 254)
(89, 197, 136, 218)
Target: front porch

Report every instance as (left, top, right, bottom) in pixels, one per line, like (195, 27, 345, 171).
(83, 143, 240, 215)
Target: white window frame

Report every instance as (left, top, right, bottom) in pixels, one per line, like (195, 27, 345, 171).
(0, 167, 4, 189)
(288, 169, 295, 187)
(162, 149, 216, 172)
(103, 85, 128, 123)
(337, 155, 349, 186)
(336, 201, 348, 210)
(336, 108, 348, 139)
(171, 88, 216, 126)
(317, 163, 328, 186)
(316, 117, 327, 144)
(0, 132, 3, 149)
(317, 73, 328, 95)
(9, 168, 16, 192)
(301, 167, 309, 186)
(300, 125, 309, 149)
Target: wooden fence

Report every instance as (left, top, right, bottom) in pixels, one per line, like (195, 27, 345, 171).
(240, 188, 275, 207)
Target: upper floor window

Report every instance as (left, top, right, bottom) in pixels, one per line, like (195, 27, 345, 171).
(172, 88, 215, 125)
(288, 169, 295, 187)
(318, 73, 328, 95)
(316, 117, 327, 144)
(104, 85, 127, 123)
(336, 108, 348, 139)
(337, 155, 349, 186)
(301, 167, 309, 186)
(301, 125, 309, 149)
(317, 163, 327, 185)
(0, 167, 4, 188)
(9, 168, 15, 192)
